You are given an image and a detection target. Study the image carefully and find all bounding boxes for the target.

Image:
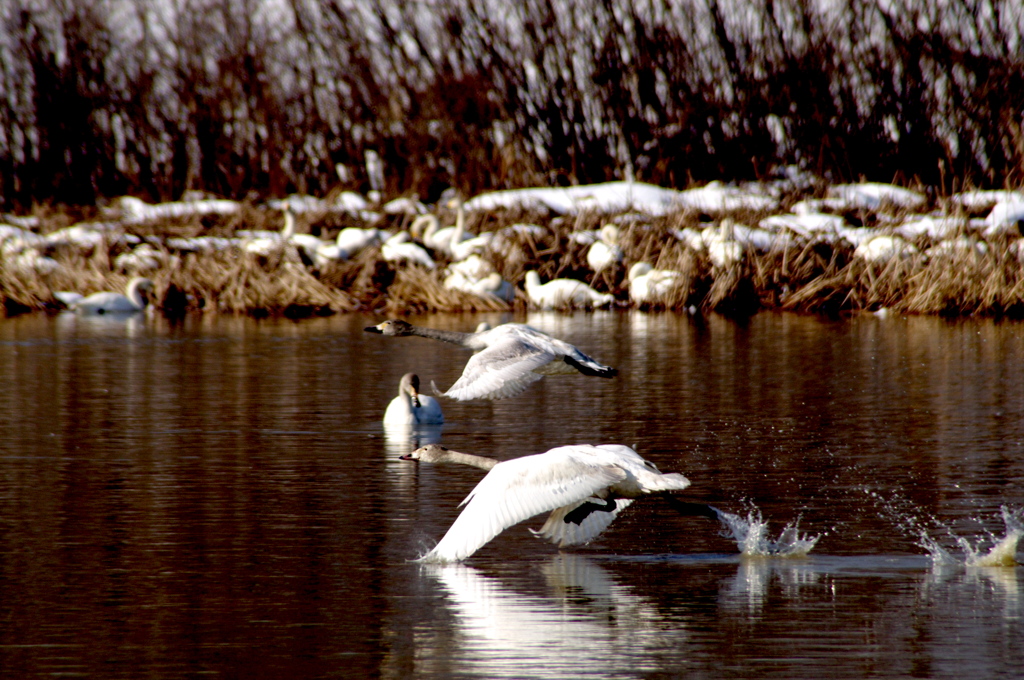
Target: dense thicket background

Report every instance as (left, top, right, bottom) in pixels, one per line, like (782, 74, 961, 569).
(1, 0, 1022, 211)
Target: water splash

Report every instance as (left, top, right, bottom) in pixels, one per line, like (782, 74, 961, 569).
(916, 506, 1023, 568)
(717, 508, 821, 557)
(870, 490, 1023, 567)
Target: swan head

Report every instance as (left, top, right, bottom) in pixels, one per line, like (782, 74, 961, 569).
(524, 271, 541, 289)
(599, 224, 620, 244)
(399, 443, 451, 463)
(364, 319, 414, 336)
(409, 214, 438, 239)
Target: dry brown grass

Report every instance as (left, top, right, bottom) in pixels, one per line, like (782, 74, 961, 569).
(5, 203, 1024, 319)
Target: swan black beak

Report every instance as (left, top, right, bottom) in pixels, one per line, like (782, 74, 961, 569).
(364, 325, 383, 333)
(398, 454, 415, 461)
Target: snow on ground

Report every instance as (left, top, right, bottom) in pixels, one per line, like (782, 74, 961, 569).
(826, 183, 927, 212)
(116, 196, 242, 224)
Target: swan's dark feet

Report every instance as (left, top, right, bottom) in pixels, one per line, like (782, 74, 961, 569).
(662, 495, 721, 520)
(564, 497, 618, 525)
(563, 355, 618, 378)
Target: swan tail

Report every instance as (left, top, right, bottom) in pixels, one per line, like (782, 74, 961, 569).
(644, 472, 692, 492)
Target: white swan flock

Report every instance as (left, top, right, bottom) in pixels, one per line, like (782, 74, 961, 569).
(368, 317, 730, 562)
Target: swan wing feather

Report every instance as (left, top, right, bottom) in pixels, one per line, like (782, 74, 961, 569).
(420, 450, 628, 563)
(443, 338, 554, 400)
(532, 498, 634, 547)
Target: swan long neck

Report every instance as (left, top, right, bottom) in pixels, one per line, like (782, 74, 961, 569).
(282, 207, 296, 239)
(440, 450, 498, 470)
(126, 279, 150, 309)
(407, 325, 473, 347)
(452, 203, 465, 244)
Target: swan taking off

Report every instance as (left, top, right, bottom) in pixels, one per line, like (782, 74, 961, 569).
(364, 319, 617, 400)
(384, 373, 444, 425)
(62, 277, 155, 314)
(401, 443, 709, 563)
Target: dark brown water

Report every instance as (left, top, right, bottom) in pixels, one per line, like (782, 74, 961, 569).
(1, 310, 1022, 678)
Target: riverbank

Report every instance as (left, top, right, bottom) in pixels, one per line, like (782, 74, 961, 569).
(2, 179, 1024, 319)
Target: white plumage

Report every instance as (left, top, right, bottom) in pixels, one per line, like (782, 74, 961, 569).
(403, 443, 692, 563)
(364, 319, 617, 400)
(627, 262, 681, 304)
(523, 271, 614, 310)
(63, 277, 155, 315)
(383, 373, 444, 425)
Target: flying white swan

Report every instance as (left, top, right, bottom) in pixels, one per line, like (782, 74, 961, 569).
(523, 271, 614, 310)
(401, 443, 714, 562)
(384, 373, 444, 425)
(60, 277, 155, 314)
(364, 319, 617, 400)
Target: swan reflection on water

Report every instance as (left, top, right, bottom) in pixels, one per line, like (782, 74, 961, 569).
(383, 423, 443, 462)
(421, 554, 682, 678)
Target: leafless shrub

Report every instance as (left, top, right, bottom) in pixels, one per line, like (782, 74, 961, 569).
(2, 0, 1022, 210)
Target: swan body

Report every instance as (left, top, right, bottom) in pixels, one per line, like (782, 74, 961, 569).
(628, 262, 681, 304)
(444, 267, 515, 303)
(585, 225, 624, 271)
(68, 277, 155, 314)
(335, 227, 384, 256)
(400, 444, 632, 551)
(381, 231, 436, 269)
(404, 444, 692, 563)
(523, 271, 614, 310)
(853, 234, 918, 263)
(364, 319, 617, 400)
(706, 219, 745, 268)
(384, 373, 444, 425)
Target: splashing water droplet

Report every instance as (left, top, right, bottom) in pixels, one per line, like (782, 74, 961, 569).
(717, 509, 821, 557)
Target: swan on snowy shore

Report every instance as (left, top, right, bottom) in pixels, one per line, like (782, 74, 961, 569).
(523, 271, 614, 310)
(401, 443, 717, 562)
(364, 319, 617, 400)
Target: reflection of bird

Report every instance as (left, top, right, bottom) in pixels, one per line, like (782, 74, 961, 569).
(523, 271, 614, 310)
(61, 277, 155, 314)
(384, 373, 444, 425)
(364, 319, 617, 400)
(422, 555, 676, 679)
(402, 443, 704, 563)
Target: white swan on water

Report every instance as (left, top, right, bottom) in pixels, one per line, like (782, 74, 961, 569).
(364, 319, 617, 400)
(384, 373, 444, 425)
(61, 277, 155, 314)
(401, 443, 713, 563)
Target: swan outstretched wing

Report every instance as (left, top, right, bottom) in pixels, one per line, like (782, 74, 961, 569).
(420, 451, 628, 563)
(443, 338, 553, 400)
(532, 498, 634, 547)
